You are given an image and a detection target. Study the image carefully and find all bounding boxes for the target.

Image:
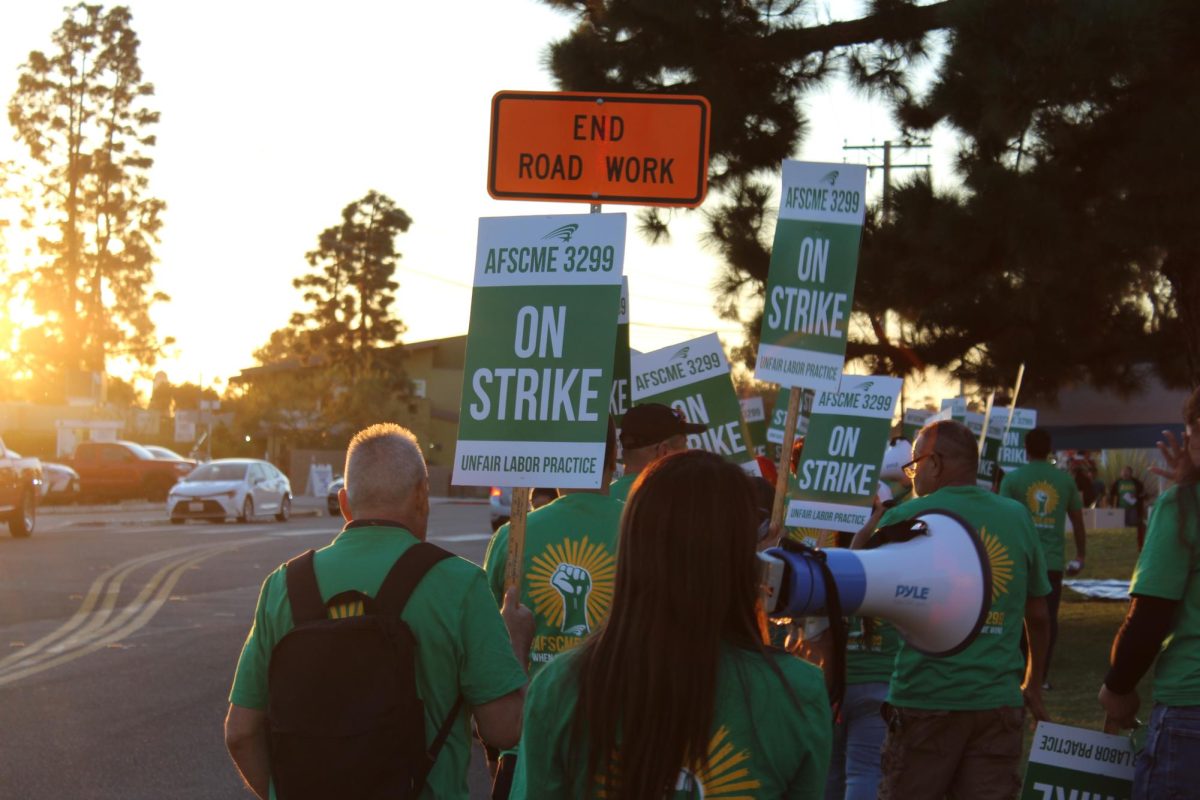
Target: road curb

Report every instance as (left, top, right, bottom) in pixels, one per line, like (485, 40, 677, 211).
(58, 504, 325, 528)
(41, 502, 160, 516)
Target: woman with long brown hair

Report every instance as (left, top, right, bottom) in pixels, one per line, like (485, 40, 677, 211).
(511, 450, 830, 798)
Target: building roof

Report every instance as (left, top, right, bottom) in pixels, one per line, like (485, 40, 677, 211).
(1028, 366, 1191, 449)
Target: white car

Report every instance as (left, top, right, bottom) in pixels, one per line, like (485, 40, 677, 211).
(167, 458, 291, 524)
(6, 451, 78, 503)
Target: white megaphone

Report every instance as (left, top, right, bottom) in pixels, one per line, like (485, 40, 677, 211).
(759, 509, 992, 656)
(879, 438, 913, 482)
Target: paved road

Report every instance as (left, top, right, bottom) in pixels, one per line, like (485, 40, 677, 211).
(0, 498, 499, 798)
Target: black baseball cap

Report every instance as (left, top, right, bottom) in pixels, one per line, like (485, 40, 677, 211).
(619, 403, 707, 450)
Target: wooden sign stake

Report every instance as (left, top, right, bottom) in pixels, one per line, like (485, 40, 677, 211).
(1002, 363, 1027, 439)
(771, 387, 802, 529)
(504, 487, 533, 592)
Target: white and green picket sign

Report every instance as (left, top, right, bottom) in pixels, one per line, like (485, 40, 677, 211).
(965, 412, 1006, 489)
(609, 276, 631, 429)
(767, 385, 815, 459)
(631, 333, 758, 473)
(740, 396, 768, 457)
(1020, 722, 1133, 800)
(941, 397, 968, 420)
(901, 408, 933, 442)
(999, 408, 1038, 472)
(787, 375, 903, 532)
(755, 160, 868, 391)
(453, 213, 625, 489)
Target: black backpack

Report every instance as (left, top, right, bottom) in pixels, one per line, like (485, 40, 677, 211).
(267, 542, 461, 800)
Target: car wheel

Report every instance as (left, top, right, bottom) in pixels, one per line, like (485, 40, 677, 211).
(238, 495, 254, 523)
(170, 517, 185, 525)
(275, 495, 291, 523)
(8, 487, 35, 538)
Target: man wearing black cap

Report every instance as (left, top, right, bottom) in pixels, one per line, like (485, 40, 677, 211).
(609, 402, 707, 502)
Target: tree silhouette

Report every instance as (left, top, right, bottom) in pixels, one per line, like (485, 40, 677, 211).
(541, 0, 1200, 395)
(8, 3, 168, 397)
(248, 190, 414, 437)
(288, 190, 412, 378)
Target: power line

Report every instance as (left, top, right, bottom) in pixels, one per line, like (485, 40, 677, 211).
(632, 321, 742, 334)
(398, 267, 471, 289)
(843, 138, 932, 219)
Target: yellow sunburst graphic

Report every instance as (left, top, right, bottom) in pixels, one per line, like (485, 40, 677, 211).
(1025, 480, 1060, 518)
(787, 527, 836, 548)
(597, 726, 762, 798)
(686, 725, 763, 798)
(981, 526, 1014, 602)
(528, 536, 616, 635)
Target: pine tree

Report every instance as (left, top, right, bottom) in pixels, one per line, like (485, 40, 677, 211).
(8, 3, 168, 396)
(289, 190, 412, 378)
(540, 0, 1200, 394)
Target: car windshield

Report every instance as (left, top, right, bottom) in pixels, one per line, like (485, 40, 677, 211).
(186, 463, 248, 482)
(147, 446, 185, 460)
(122, 442, 157, 460)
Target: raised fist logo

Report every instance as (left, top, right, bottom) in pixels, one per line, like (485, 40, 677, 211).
(1035, 489, 1049, 517)
(551, 563, 593, 636)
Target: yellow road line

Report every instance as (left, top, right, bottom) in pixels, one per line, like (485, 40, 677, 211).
(0, 537, 273, 685)
(0, 541, 228, 669)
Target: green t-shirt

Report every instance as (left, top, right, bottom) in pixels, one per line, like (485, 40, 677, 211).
(1114, 478, 1141, 510)
(999, 459, 1082, 571)
(229, 525, 527, 800)
(510, 645, 831, 799)
(608, 473, 637, 503)
(1129, 485, 1200, 706)
(879, 485, 1052, 710)
(845, 617, 900, 685)
(484, 492, 624, 678)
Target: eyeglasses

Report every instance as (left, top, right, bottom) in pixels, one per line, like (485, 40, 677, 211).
(901, 453, 939, 479)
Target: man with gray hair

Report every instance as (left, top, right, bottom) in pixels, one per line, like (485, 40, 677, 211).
(862, 419, 1052, 800)
(225, 423, 533, 799)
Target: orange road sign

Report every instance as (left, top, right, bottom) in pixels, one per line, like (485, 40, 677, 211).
(488, 91, 711, 208)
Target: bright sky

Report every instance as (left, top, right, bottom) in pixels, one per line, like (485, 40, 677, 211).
(0, 1, 958, 398)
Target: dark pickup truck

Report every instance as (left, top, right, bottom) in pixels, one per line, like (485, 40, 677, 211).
(0, 435, 42, 537)
(67, 441, 196, 501)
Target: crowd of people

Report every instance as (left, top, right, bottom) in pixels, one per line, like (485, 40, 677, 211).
(219, 388, 1200, 799)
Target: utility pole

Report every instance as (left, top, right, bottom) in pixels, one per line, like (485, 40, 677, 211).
(842, 139, 932, 418)
(842, 138, 932, 220)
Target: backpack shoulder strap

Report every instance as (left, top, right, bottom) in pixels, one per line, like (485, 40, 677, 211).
(374, 542, 454, 616)
(284, 550, 328, 624)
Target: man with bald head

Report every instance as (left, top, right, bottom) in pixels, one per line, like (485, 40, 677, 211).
(861, 420, 1052, 800)
(225, 423, 532, 799)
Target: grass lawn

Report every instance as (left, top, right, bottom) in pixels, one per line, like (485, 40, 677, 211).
(1028, 527, 1148, 750)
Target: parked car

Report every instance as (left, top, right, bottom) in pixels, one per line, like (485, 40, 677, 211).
(167, 458, 292, 524)
(488, 486, 557, 531)
(326, 477, 343, 516)
(489, 486, 511, 532)
(9, 450, 79, 503)
(66, 441, 196, 501)
(0, 436, 42, 537)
